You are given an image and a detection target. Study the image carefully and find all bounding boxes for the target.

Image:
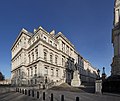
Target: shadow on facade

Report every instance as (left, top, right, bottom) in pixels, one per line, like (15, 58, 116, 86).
(102, 75, 120, 94)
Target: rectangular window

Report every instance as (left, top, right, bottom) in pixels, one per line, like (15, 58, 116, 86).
(62, 42, 65, 52)
(50, 40, 52, 45)
(62, 56, 65, 66)
(44, 36, 47, 41)
(44, 67, 48, 75)
(62, 58, 64, 66)
(28, 68, 29, 77)
(55, 44, 57, 48)
(70, 48, 73, 56)
(35, 79, 37, 84)
(34, 65, 37, 77)
(28, 54, 31, 63)
(66, 45, 69, 55)
(35, 49, 38, 59)
(51, 68, 54, 76)
(50, 54, 53, 63)
(44, 52, 47, 61)
(63, 70, 65, 78)
(56, 69, 59, 77)
(32, 52, 34, 61)
(31, 67, 33, 77)
(55, 56, 57, 65)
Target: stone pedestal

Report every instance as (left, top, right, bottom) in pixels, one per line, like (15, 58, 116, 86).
(95, 80, 102, 94)
(71, 70, 81, 87)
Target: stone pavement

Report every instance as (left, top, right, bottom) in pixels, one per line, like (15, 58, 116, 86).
(0, 90, 120, 101)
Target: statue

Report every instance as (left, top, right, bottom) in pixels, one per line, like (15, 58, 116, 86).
(71, 63, 81, 87)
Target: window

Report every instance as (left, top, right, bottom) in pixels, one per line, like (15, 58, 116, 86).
(35, 65, 37, 76)
(55, 55, 58, 65)
(35, 49, 38, 59)
(50, 40, 52, 45)
(36, 35, 39, 40)
(70, 48, 73, 56)
(55, 44, 57, 48)
(32, 52, 34, 61)
(28, 68, 29, 77)
(51, 68, 54, 76)
(31, 67, 33, 77)
(63, 70, 65, 78)
(44, 67, 48, 75)
(28, 54, 31, 63)
(50, 54, 53, 63)
(62, 58, 64, 66)
(32, 38, 35, 43)
(56, 69, 59, 77)
(44, 36, 47, 41)
(62, 56, 65, 66)
(35, 79, 37, 84)
(66, 45, 69, 54)
(62, 42, 65, 52)
(44, 52, 47, 61)
(18, 69, 21, 76)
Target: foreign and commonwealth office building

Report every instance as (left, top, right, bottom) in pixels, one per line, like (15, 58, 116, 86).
(11, 26, 98, 87)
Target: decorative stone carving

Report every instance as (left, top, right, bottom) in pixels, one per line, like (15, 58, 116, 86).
(71, 70, 81, 87)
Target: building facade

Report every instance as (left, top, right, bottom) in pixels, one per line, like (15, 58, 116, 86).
(111, 0, 120, 76)
(0, 72, 4, 81)
(11, 26, 98, 86)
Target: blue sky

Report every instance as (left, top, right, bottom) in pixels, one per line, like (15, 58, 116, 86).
(0, 0, 114, 78)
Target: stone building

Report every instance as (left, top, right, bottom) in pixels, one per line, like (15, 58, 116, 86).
(101, 0, 120, 93)
(0, 72, 4, 81)
(111, 0, 120, 76)
(11, 26, 98, 86)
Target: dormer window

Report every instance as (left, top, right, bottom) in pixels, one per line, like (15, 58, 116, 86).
(36, 35, 39, 40)
(55, 44, 57, 48)
(44, 36, 47, 40)
(50, 40, 52, 45)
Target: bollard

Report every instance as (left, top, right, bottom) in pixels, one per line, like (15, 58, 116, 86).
(18, 88, 19, 92)
(22, 89, 24, 94)
(51, 93, 53, 101)
(32, 90, 34, 97)
(76, 97, 79, 101)
(43, 92, 45, 100)
(20, 89, 21, 93)
(61, 95, 64, 101)
(25, 89, 27, 95)
(28, 90, 30, 96)
(16, 88, 17, 92)
(37, 91, 39, 99)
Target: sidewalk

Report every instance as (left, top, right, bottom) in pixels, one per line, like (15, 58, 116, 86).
(103, 92, 120, 97)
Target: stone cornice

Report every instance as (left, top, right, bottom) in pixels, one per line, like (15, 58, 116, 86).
(11, 64, 27, 72)
(11, 48, 26, 61)
(27, 38, 40, 51)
